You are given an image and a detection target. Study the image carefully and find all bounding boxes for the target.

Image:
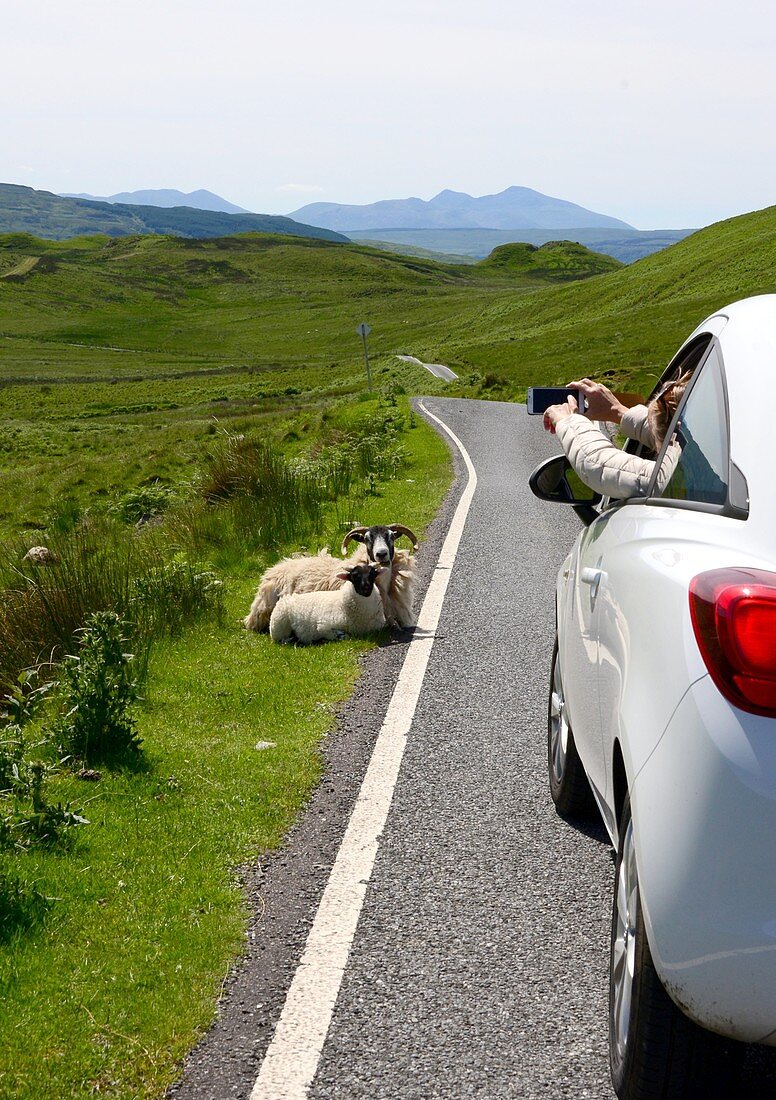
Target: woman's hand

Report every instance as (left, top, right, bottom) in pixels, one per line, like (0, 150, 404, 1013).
(567, 378, 628, 424)
(543, 395, 578, 434)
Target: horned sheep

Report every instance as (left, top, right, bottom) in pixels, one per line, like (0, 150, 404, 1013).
(244, 523, 418, 633)
(269, 563, 385, 644)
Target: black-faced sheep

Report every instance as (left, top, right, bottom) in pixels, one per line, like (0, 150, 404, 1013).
(244, 523, 418, 633)
(269, 563, 385, 644)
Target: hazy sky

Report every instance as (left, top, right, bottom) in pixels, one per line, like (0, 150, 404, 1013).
(3, 0, 775, 229)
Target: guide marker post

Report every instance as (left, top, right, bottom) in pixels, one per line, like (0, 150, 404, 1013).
(356, 322, 373, 393)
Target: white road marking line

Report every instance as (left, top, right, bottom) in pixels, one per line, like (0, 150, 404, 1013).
(249, 401, 477, 1100)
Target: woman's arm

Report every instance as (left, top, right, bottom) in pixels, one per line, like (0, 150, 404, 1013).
(566, 378, 659, 450)
(619, 405, 658, 449)
(553, 413, 658, 499)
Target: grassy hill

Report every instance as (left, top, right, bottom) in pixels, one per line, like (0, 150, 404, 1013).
(426, 204, 776, 398)
(0, 183, 347, 243)
(477, 240, 621, 280)
(0, 231, 614, 533)
(0, 208, 775, 529)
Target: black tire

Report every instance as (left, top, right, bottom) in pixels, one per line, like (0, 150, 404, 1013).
(547, 640, 597, 818)
(609, 800, 744, 1099)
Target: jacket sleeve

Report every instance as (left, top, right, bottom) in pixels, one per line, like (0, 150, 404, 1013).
(554, 413, 677, 499)
(619, 405, 657, 449)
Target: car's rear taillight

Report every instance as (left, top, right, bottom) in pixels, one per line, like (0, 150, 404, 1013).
(689, 568, 776, 717)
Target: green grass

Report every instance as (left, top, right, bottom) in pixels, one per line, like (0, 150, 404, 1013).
(0, 411, 451, 1100)
(0, 230, 612, 536)
(477, 240, 622, 280)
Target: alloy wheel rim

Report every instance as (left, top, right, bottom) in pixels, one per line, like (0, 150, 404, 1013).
(549, 657, 569, 784)
(611, 818, 638, 1064)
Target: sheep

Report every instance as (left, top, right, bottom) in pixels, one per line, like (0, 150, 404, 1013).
(269, 563, 385, 644)
(244, 523, 419, 633)
(340, 524, 417, 629)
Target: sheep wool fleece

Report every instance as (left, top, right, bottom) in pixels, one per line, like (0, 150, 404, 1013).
(554, 405, 679, 499)
(269, 585, 385, 644)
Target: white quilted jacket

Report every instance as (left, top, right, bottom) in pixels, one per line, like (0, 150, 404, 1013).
(554, 405, 679, 499)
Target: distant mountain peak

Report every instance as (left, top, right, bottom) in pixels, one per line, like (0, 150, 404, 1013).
(432, 188, 471, 203)
(60, 187, 250, 215)
(289, 187, 634, 233)
(1, 183, 348, 243)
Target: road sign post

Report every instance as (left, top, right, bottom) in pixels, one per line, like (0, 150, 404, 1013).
(356, 322, 372, 392)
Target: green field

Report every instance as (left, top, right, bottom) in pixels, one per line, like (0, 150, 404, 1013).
(0, 415, 453, 1100)
(0, 231, 617, 535)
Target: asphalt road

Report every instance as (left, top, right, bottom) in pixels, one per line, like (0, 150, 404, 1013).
(308, 397, 611, 1099)
(172, 397, 776, 1099)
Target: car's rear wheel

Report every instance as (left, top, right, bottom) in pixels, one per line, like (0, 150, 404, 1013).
(547, 640, 597, 818)
(609, 800, 744, 1099)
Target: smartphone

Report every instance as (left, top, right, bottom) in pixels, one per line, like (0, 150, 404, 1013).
(526, 387, 586, 415)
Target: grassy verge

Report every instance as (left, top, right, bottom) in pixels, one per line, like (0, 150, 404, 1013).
(0, 408, 452, 1099)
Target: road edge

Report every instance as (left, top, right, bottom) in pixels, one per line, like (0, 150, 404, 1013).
(167, 397, 469, 1099)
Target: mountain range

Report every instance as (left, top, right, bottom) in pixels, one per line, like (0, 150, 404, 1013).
(61, 188, 248, 214)
(2, 182, 693, 264)
(289, 186, 634, 232)
(0, 184, 346, 243)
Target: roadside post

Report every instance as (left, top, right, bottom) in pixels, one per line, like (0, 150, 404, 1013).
(356, 322, 373, 392)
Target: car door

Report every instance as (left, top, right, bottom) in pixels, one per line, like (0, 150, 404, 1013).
(558, 509, 611, 807)
(595, 340, 739, 818)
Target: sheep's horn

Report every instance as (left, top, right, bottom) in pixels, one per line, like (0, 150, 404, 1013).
(341, 526, 369, 554)
(388, 524, 419, 550)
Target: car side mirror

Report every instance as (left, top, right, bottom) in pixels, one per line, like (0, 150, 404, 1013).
(528, 455, 602, 525)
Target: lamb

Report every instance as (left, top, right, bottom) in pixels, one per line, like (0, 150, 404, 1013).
(269, 563, 385, 644)
(244, 523, 418, 633)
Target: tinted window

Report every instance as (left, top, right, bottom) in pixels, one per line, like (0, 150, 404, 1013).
(657, 345, 728, 505)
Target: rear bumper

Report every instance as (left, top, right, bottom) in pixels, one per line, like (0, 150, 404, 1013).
(632, 675, 776, 1044)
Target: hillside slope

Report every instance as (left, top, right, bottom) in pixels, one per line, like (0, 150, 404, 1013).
(0, 184, 346, 242)
(0, 234, 617, 376)
(0, 209, 774, 531)
(1, 209, 773, 399)
(431, 205, 776, 396)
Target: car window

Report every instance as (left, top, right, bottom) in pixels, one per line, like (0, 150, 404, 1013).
(654, 344, 728, 506)
(621, 334, 714, 461)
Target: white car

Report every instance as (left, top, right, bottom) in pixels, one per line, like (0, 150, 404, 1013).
(530, 295, 776, 1098)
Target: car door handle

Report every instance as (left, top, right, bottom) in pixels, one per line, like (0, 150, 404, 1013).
(580, 568, 603, 586)
(580, 566, 605, 610)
